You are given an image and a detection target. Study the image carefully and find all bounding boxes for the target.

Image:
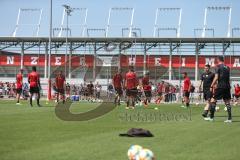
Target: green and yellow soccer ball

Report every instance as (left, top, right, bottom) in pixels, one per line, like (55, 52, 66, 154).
(136, 148, 155, 160)
(127, 145, 143, 160)
(127, 145, 155, 160)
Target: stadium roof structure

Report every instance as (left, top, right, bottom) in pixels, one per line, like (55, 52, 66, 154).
(0, 37, 240, 43)
(1, 5, 240, 82)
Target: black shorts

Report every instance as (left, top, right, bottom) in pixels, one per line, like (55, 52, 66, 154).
(30, 87, 39, 94)
(16, 88, 22, 94)
(57, 88, 65, 94)
(126, 88, 138, 97)
(144, 90, 152, 97)
(88, 90, 94, 96)
(203, 89, 213, 101)
(213, 88, 231, 100)
(84, 92, 89, 96)
(183, 91, 190, 98)
(86, 89, 94, 96)
(138, 92, 142, 97)
(115, 88, 123, 96)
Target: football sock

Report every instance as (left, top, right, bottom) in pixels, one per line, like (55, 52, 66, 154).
(30, 98, 32, 106)
(226, 103, 232, 120)
(202, 110, 208, 117)
(209, 102, 216, 119)
(126, 98, 130, 107)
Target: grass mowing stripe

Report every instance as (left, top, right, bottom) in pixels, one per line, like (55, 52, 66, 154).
(0, 100, 240, 160)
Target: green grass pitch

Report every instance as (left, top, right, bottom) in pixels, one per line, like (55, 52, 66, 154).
(0, 100, 240, 160)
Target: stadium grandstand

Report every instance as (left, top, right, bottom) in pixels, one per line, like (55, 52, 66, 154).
(0, 5, 239, 98)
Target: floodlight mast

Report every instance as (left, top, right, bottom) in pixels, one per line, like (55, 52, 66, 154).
(129, 8, 135, 37)
(106, 7, 135, 37)
(178, 9, 182, 38)
(12, 9, 21, 37)
(37, 9, 43, 37)
(58, 7, 88, 37)
(82, 8, 88, 37)
(62, 4, 73, 79)
(153, 8, 182, 80)
(12, 8, 43, 37)
(47, 0, 53, 101)
(153, 8, 182, 38)
(202, 6, 232, 38)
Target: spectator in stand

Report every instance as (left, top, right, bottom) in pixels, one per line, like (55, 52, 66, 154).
(4, 82, 9, 95)
(164, 83, 170, 103)
(79, 83, 84, 100)
(95, 82, 102, 100)
(23, 82, 29, 99)
(87, 81, 94, 102)
(0, 82, 3, 98)
(66, 83, 71, 99)
(172, 86, 177, 102)
(190, 84, 195, 103)
(72, 84, 77, 95)
(107, 82, 114, 101)
(169, 85, 173, 103)
(175, 85, 180, 102)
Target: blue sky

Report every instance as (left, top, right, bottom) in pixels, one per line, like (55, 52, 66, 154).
(0, 0, 239, 37)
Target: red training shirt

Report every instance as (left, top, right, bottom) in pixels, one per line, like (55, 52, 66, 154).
(16, 73, 23, 89)
(28, 71, 40, 88)
(113, 73, 123, 89)
(125, 71, 137, 89)
(56, 74, 65, 89)
(235, 86, 240, 96)
(142, 76, 151, 91)
(183, 77, 191, 91)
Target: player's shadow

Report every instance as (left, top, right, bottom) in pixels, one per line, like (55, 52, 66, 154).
(215, 115, 240, 117)
(214, 115, 240, 123)
(232, 121, 240, 123)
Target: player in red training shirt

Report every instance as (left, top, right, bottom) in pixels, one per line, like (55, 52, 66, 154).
(182, 72, 191, 108)
(16, 69, 23, 105)
(234, 84, 240, 106)
(113, 69, 123, 105)
(142, 72, 152, 107)
(55, 71, 66, 104)
(28, 66, 41, 107)
(125, 66, 138, 109)
(155, 81, 165, 104)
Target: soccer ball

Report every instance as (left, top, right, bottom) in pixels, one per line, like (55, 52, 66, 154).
(215, 106, 220, 112)
(127, 145, 143, 160)
(136, 148, 155, 160)
(195, 102, 199, 106)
